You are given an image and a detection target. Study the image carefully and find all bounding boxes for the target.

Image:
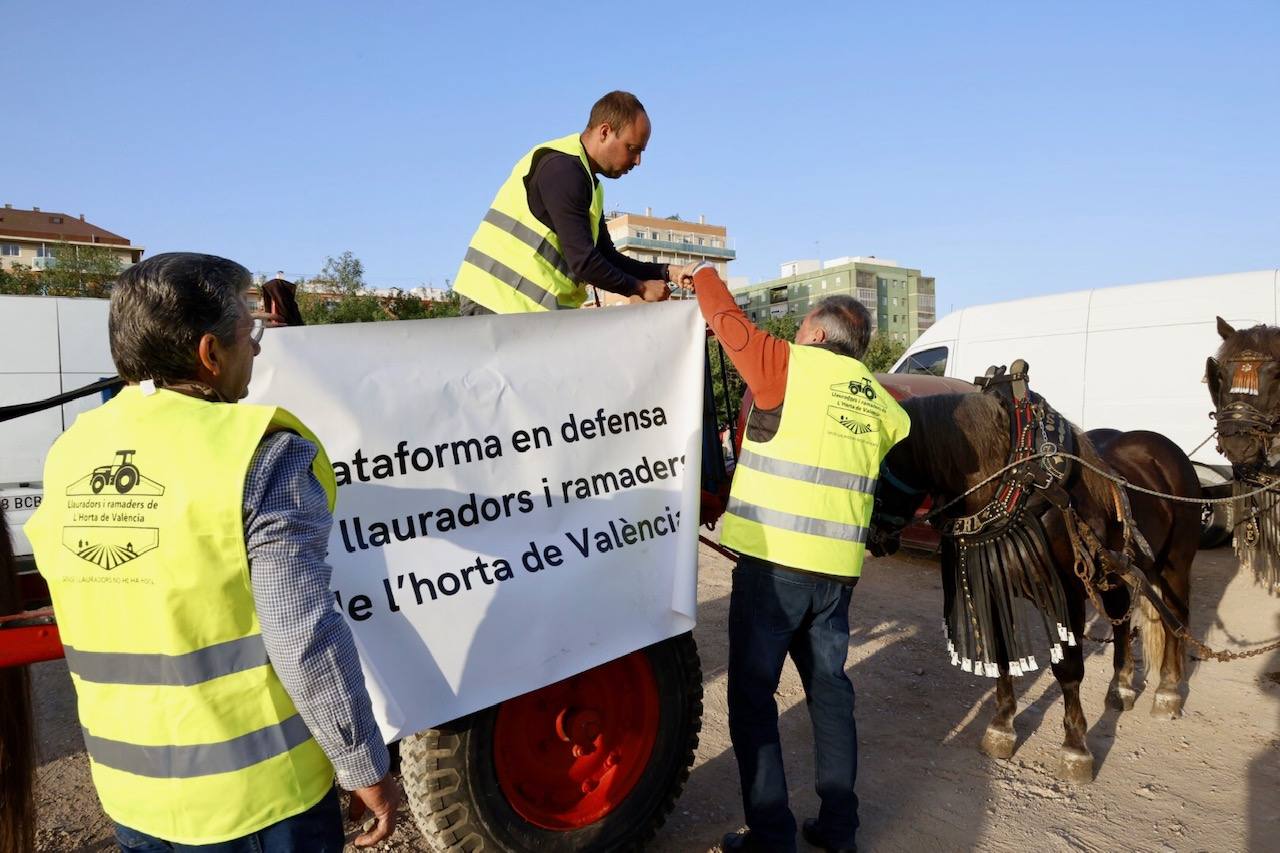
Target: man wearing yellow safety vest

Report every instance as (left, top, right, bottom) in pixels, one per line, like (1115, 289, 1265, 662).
(688, 263, 909, 853)
(26, 253, 397, 851)
(453, 90, 692, 314)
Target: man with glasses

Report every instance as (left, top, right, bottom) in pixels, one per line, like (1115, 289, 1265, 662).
(453, 90, 692, 314)
(26, 252, 397, 851)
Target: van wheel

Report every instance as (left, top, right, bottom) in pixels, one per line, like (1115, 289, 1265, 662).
(1200, 498, 1232, 549)
(399, 632, 702, 852)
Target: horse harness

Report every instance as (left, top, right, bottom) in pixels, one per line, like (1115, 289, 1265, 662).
(1210, 348, 1280, 591)
(909, 361, 1166, 677)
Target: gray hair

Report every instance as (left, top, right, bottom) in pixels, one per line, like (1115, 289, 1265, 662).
(808, 295, 872, 359)
(108, 252, 251, 383)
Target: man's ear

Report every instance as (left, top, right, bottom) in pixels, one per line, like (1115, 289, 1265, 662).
(196, 332, 223, 382)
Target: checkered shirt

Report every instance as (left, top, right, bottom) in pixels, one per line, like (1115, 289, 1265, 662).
(243, 431, 389, 790)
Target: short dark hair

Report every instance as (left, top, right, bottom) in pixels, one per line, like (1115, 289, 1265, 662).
(108, 252, 251, 383)
(585, 91, 646, 133)
(809, 295, 873, 359)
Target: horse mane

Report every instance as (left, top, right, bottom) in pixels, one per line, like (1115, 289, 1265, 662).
(901, 393, 1114, 512)
(1215, 323, 1280, 361)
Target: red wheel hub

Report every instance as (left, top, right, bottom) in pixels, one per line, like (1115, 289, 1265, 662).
(493, 650, 660, 830)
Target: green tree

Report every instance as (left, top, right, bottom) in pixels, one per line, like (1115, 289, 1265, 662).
(297, 251, 384, 324)
(0, 264, 43, 296)
(384, 289, 460, 320)
(44, 242, 124, 297)
(296, 252, 463, 325)
(862, 334, 907, 373)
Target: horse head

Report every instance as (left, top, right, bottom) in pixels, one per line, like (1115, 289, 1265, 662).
(1209, 316, 1280, 477)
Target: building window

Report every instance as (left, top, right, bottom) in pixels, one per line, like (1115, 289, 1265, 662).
(36, 244, 56, 258)
(820, 279, 827, 289)
(0, 243, 19, 256)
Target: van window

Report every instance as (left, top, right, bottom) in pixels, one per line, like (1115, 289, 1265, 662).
(896, 346, 948, 377)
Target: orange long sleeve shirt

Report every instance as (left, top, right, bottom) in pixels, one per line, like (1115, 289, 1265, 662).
(693, 267, 790, 410)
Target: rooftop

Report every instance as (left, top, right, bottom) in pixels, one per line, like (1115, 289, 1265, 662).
(0, 205, 133, 246)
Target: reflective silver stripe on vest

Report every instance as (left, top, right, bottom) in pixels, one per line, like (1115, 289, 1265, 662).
(727, 498, 869, 543)
(83, 714, 313, 779)
(482, 208, 576, 282)
(736, 449, 877, 494)
(64, 634, 269, 687)
(463, 247, 563, 310)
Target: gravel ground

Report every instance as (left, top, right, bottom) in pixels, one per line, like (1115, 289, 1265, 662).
(29, 543, 1280, 852)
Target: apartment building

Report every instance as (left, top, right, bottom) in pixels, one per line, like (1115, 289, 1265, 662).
(733, 256, 936, 343)
(587, 209, 735, 306)
(0, 205, 143, 272)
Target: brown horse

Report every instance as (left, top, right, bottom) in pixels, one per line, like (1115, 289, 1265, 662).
(871, 387, 1199, 782)
(1206, 316, 1280, 594)
(0, 506, 36, 852)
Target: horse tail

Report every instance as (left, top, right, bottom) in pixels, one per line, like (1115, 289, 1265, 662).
(0, 507, 36, 853)
(1138, 589, 1172, 686)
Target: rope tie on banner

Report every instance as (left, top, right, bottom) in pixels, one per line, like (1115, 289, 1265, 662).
(0, 376, 125, 423)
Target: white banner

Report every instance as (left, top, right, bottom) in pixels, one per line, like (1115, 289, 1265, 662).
(245, 302, 704, 741)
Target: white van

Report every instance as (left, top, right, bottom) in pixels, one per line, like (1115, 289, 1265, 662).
(891, 270, 1280, 544)
(0, 295, 116, 558)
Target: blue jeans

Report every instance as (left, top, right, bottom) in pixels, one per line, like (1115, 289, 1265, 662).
(728, 555, 859, 851)
(114, 786, 343, 852)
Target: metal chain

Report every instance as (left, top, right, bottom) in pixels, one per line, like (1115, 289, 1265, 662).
(903, 439, 1280, 664)
(918, 449, 1276, 530)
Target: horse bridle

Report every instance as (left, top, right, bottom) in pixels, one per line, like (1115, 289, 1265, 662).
(1211, 350, 1280, 471)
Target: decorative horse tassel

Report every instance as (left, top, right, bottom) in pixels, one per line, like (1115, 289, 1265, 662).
(943, 514, 1075, 678)
(1234, 483, 1280, 595)
(1228, 351, 1267, 395)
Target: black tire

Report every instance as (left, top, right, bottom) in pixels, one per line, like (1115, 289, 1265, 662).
(114, 466, 138, 494)
(91, 474, 106, 494)
(399, 632, 702, 852)
(1199, 482, 1233, 550)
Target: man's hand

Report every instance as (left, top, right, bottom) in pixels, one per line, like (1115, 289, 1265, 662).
(348, 773, 400, 847)
(250, 310, 288, 328)
(666, 263, 696, 286)
(636, 279, 672, 302)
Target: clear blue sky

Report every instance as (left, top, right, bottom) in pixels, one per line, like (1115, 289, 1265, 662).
(8, 1, 1278, 311)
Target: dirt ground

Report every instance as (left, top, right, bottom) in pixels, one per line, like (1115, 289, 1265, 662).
(29, 543, 1280, 852)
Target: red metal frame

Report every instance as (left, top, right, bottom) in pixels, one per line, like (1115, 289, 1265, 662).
(0, 608, 63, 667)
(491, 650, 661, 830)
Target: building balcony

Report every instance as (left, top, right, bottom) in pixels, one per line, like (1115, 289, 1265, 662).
(33, 257, 56, 270)
(613, 235, 737, 261)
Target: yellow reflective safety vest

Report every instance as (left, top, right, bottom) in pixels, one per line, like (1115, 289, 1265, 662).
(721, 344, 911, 578)
(25, 386, 337, 844)
(453, 133, 605, 313)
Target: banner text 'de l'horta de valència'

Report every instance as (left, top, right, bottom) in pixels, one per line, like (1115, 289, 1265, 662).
(246, 302, 704, 740)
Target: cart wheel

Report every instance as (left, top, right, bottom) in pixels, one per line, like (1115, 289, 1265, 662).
(399, 632, 702, 852)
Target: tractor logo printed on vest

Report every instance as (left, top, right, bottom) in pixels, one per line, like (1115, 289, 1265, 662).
(826, 378, 887, 441)
(62, 449, 165, 571)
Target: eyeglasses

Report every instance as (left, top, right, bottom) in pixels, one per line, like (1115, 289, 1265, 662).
(250, 317, 266, 343)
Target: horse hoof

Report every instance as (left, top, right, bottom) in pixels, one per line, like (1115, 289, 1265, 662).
(1057, 749, 1094, 783)
(1151, 690, 1184, 719)
(980, 726, 1017, 760)
(1106, 685, 1137, 712)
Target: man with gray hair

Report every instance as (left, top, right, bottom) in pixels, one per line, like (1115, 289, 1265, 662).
(686, 263, 909, 853)
(26, 252, 397, 851)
